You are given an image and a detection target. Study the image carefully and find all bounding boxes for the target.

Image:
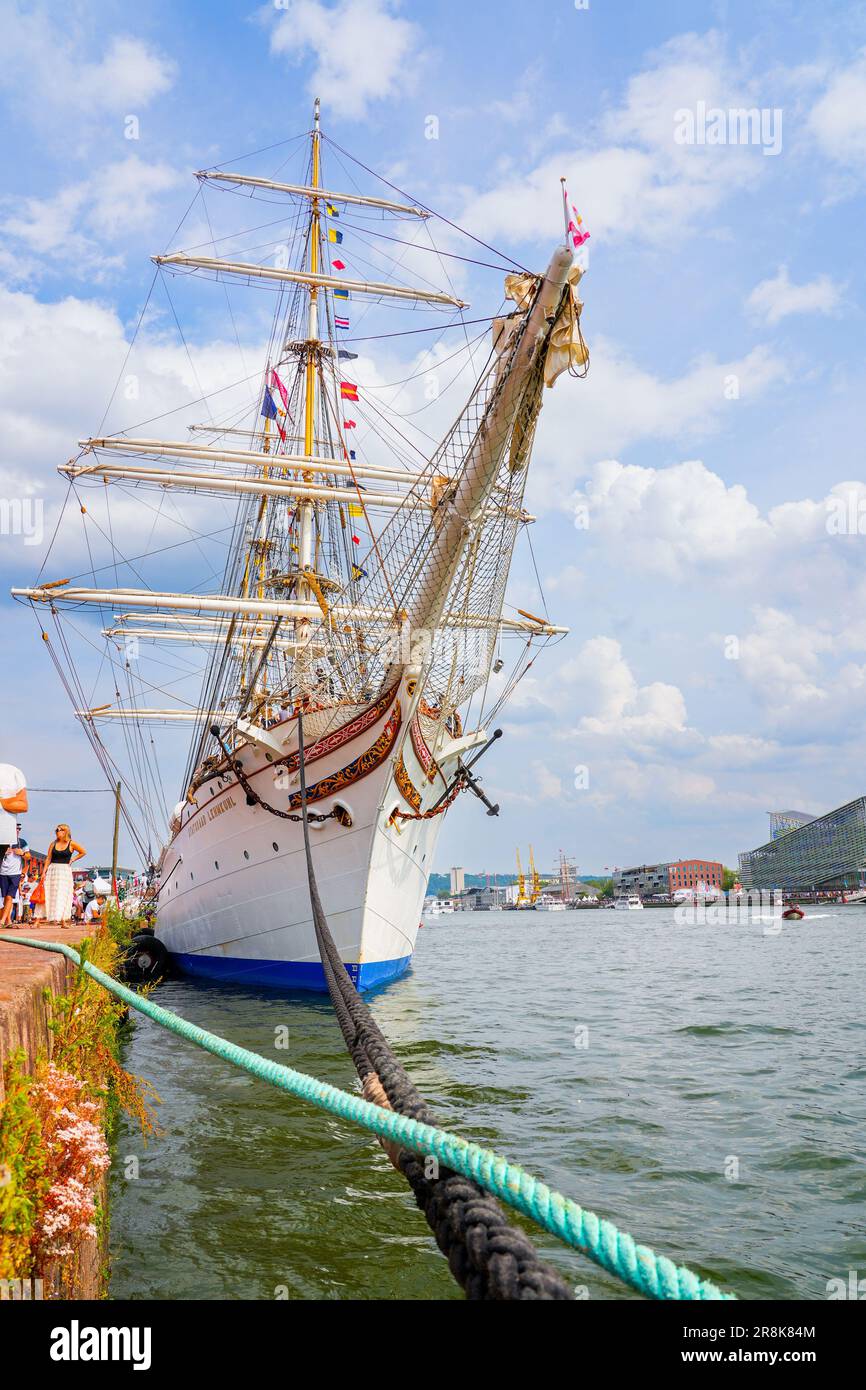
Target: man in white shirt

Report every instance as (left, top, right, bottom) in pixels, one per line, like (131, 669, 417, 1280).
(0, 799, 29, 928)
(0, 763, 27, 862)
(1, 824, 29, 926)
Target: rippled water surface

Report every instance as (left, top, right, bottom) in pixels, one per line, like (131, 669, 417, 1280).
(109, 906, 866, 1300)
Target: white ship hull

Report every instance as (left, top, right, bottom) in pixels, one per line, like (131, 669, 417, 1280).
(156, 679, 456, 990)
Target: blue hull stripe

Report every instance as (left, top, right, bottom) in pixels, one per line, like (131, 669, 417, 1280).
(170, 950, 412, 993)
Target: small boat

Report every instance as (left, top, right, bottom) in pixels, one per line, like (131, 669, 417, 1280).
(422, 899, 455, 918)
(781, 904, 804, 920)
(613, 894, 644, 911)
(536, 897, 566, 912)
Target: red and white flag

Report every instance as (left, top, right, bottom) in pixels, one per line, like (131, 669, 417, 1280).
(561, 180, 590, 249)
(270, 368, 289, 408)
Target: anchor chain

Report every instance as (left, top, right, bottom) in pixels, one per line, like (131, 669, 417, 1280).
(209, 725, 349, 825)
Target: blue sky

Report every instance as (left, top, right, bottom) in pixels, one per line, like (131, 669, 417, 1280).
(2, 0, 866, 875)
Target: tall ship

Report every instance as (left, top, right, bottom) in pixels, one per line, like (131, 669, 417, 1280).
(13, 104, 588, 989)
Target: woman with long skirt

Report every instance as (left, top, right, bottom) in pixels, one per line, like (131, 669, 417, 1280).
(39, 824, 86, 927)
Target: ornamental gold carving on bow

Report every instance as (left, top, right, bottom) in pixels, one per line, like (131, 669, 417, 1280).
(287, 701, 402, 810)
(394, 752, 422, 812)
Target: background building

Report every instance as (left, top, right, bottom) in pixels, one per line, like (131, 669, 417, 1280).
(768, 810, 814, 839)
(613, 860, 723, 897)
(449, 866, 465, 896)
(613, 863, 669, 896)
(667, 860, 724, 894)
(739, 796, 866, 892)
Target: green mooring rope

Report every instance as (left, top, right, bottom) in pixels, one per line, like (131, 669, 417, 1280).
(3, 935, 733, 1301)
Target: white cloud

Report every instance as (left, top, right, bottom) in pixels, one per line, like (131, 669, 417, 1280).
(1, 157, 183, 279)
(808, 50, 866, 165)
(738, 607, 834, 710)
(544, 563, 583, 592)
(704, 733, 783, 766)
(529, 341, 784, 502)
(532, 762, 562, 800)
(77, 36, 176, 112)
(573, 459, 770, 579)
(460, 31, 781, 249)
(0, 286, 257, 576)
(734, 606, 866, 738)
(0, 9, 176, 119)
(546, 636, 693, 750)
(571, 463, 866, 603)
(746, 266, 843, 325)
(268, 0, 420, 119)
(562, 459, 866, 746)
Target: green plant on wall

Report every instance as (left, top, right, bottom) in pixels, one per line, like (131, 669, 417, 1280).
(0, 1054, 48, 1279)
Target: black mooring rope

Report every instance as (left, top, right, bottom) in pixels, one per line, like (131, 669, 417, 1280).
(295, 709, 573, 1301)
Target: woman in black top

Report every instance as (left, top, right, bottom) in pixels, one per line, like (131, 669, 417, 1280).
(39, 824, 86, 927)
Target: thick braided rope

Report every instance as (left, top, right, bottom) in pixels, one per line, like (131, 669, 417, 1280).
(310, 946, 571, 1298)
(2, 936, 733, 1301)
(294, 715, 571, 1298)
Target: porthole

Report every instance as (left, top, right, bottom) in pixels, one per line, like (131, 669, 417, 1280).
(244, 850, 250, 860)
(214, 860, 219, 870)
(272, 842, 279, 852)
(190, 872, 194, 881)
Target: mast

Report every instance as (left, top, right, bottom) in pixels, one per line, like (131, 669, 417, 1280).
(296, 98, 322, 692)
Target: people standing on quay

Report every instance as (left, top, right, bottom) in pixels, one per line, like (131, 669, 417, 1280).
(0, 821, 30, 928)
(18, 870, 37, 925)
(39, 824, 86, 928)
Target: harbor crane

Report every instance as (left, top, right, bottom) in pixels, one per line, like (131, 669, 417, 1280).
(515, 848, 527, 906)
(528, 845, 541, 904)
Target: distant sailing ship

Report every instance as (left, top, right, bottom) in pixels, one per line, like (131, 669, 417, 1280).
(13, 102, 588, 989)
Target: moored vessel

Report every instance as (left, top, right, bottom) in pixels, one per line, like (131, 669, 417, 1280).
(12, 104, 588, 988)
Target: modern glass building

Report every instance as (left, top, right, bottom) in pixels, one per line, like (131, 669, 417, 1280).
(738, 796, 866, 891)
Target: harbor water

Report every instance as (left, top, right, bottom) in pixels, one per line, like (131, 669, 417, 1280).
(109, 905, 866, 1300)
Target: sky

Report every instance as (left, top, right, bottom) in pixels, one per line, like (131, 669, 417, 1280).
(1, 0, 866, 875)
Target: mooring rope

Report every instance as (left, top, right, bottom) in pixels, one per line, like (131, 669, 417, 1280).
(0, 933, 732, 1300)
(293, 710, 571, 1299)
